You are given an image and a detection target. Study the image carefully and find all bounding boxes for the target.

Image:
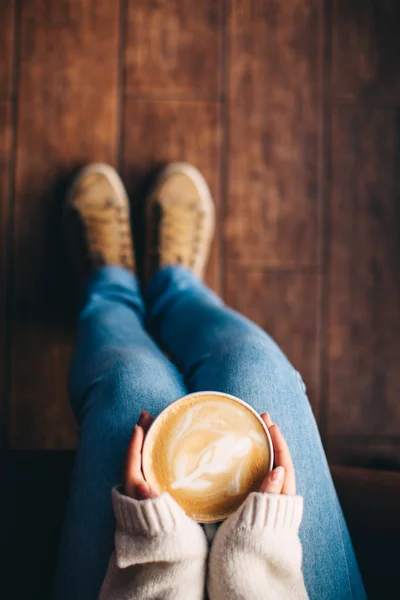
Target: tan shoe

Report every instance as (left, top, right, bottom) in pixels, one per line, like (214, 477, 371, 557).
(144, 162, 215, 284)
(65, 163, 135, 280)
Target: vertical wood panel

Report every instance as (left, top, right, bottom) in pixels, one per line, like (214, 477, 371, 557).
(0, 0, 15, 97)
(225, 268, 320, 416)
(125, 0, 222, 99)
(122, 99, 222, 293)
(11, 0, 121, 448)
(332, 0, 400, 105)
(226, 0, 321, 267)
(328, 107, 400, 437)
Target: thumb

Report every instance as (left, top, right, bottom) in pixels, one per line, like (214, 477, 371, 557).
(260, 466, 285, 494)
(136, 481, 156, 500)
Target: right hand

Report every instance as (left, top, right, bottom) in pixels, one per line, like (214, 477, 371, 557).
(259, 412, 296, 495)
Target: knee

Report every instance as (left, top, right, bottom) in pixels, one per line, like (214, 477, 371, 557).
(191, 334, 304, 406)
(212, 333, 293, 381)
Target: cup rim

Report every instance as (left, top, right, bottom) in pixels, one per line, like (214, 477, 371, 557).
(142, 390, 275, 522)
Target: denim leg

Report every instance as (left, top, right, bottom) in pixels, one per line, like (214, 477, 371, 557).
(53, 267, 186, 600)
(146, 266, 366, 600)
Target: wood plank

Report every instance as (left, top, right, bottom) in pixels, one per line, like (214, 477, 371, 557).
(328, 107, 400, 437)
(225, 268, 320, 417)
(226, 0, 321, 268)
(0, 0, 14, 96)
(328, 437, 400, 471)
(125, 0, 222, 100)
(0, 101, 12, 445)
(331, 465, 400, 531)
(11, 0, 121, 449)
(122, 99, 222, 293)
(332, 0, 400, 105)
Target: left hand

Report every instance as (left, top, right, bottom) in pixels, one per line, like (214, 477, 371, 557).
(123, 411, 158, 500)
(259, 412, 296, 495)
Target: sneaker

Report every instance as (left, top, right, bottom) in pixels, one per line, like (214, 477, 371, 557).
(144, 162, 215, 285)
(65, 163, 135, 281)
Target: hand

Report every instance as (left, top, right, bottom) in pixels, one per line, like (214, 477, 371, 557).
(123, 411, 158, 500)
(259, 412, 296, 495)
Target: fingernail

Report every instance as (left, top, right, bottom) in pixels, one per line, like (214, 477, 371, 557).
(270, 466, 284, 483)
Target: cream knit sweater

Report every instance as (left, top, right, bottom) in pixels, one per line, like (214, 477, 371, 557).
(99, 486, 309, 600)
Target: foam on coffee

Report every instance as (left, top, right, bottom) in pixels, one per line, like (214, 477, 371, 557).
(143, 393, 272, 522)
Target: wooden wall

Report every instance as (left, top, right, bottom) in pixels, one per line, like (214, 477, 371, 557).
(1, 0, 400, 467)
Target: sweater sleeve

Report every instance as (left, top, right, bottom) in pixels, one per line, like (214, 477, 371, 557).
(208, 492, 309, 600)
(99, 486, 208, 600)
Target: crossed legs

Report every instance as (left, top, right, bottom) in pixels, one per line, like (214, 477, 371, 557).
(53, 266, 366, 600)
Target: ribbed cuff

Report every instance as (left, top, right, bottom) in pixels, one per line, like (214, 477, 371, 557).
(235, 492, 304, 533)
(112, 486, 190, 536)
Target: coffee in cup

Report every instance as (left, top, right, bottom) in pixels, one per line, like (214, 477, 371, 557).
(142, 391, 273, 523)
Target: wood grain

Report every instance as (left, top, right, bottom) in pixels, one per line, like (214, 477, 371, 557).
(332, 0, 400, 105)
(328, 107, 400, 437)
(0, 101, 12, 445)
(11, 0, 121, 448)
(122, 98, 222, 293)
(226, 0, 321, 268)
(225, 268, 320, 416)
(125, 0, 222, 100)
(0, 0, 14, 97)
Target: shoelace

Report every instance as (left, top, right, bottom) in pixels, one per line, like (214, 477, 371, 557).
(156, 202, 205, 268)
(78, 200, 132, 264)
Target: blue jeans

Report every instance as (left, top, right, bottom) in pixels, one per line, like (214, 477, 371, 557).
(53, 266, 366, 600)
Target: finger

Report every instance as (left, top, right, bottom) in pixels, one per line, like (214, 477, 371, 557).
(260, 412, 273, 428)
(260, 466, 285, 494)
(124, 425, 147, 497)
(135, 413, 157, 498)
(138, 410, 153, 434)
(137, 410, 146, 427)
(137, 480, 156, 500)
(124, 413, 147, 480)
(269, 424, 296, 495)
(131, 425, 145, 477)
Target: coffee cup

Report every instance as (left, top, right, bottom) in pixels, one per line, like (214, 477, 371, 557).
(142, 391, 274, 523)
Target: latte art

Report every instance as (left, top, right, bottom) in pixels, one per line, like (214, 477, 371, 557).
(170, 410, 257, 493)
(143, 393, 272, 522)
